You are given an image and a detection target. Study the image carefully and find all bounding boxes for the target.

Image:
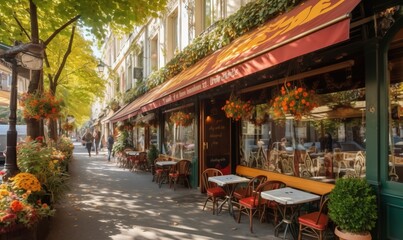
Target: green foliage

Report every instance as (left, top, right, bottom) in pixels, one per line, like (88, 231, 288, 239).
(328, 177, 378, 234)
(0, 0, 168, 43)
(112, 130, 133, 154)
(17, 139, 70, 203)
(123, 0, 301, 104)
(147, 144, 159, 166)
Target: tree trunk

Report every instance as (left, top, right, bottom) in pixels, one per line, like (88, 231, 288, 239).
(26, 0, 43, 140)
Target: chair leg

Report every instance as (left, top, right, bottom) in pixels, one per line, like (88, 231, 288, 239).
(203, 197, 209, 211)
(249, 208, 254, 233)
(298, 224, 302, 240)
(237, 206, 242, 223)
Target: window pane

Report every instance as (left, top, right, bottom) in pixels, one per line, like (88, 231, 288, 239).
(388, 29, 403, 183)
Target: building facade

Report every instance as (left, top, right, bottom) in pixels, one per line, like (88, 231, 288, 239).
(98, 1, 403, 238)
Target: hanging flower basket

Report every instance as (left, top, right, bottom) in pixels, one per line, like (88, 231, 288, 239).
(269, 82, 318, 121)
(62, 123, 74, 132)
(170, 111, 194, 127)
(250, 104, 269, 125)
(19, 91, 62, 120)
(221, 95, 253, 121)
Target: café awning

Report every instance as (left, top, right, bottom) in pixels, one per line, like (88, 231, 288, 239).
(109, 0, 361, 123)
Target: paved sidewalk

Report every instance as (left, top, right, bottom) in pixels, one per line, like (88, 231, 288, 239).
(46, 142, 282, 240)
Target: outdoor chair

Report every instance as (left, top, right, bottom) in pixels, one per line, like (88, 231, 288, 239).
(237, 180, 286, 233)
(202, 168, 226, 215)
(131, 151, 147, 172)
(298, 196, 330, 240)
(153, 156, 170, 183)
(233, 175, 267, 203)
(168, 159, 191, 190)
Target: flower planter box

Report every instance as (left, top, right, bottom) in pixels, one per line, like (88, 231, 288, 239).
(0, 217, 50, 240)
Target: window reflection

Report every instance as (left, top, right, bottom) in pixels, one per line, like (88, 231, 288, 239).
(388, 28, 403, 183)
(240, 88, 367, 183)
(163, 107, 196, 160)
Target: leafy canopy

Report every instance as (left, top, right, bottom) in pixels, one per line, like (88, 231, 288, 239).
(0, 0, 167, 44)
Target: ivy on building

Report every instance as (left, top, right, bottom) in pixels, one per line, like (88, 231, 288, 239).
(123, 0, 301, 104)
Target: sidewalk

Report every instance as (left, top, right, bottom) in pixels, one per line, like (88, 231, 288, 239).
(46, 142, 281, 240)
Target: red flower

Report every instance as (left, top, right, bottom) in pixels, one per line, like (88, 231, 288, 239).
(10, 200, 24, 212)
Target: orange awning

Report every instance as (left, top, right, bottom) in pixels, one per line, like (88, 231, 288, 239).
(109, 0, 361, 123)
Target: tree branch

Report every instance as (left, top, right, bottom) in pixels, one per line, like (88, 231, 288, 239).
(51, 26, 76, 94)
(44, 15, 80, 46)
(13, 14, 31, 40)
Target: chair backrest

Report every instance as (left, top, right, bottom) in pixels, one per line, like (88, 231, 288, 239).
(138, 151, 147, 161)
(245, 175, 268, 197)
(255, 180, 286, 205)
(201, 168, 223, 192)
(314, 197, 330, 224)
(175, 159, 191, 175)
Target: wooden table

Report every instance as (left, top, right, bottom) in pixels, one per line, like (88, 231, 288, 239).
(208, 174, 250, 216)
(261, 187, 320, 239)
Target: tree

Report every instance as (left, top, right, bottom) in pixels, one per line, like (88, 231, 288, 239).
(0, 0, 167, 138)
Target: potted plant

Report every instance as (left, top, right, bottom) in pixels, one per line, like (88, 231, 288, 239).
(328, 177, 377, 240)
(147, 144, 159, 177)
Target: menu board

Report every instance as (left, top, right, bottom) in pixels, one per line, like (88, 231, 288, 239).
(205, 102, 231, 174)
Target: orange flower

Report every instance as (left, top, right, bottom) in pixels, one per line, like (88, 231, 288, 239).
(269, 84, 317, 120)
(10, 200, 24, 212)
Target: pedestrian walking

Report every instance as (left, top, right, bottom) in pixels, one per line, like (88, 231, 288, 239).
(93, 129, 101, 155)
(82, 128, 94, 157)
(107, 134, 114, 161)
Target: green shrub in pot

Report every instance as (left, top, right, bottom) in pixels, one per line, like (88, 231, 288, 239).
(328, 177, 377, 239)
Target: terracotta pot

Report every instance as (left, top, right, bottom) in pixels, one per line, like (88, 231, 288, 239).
(335, 226, 372, 240)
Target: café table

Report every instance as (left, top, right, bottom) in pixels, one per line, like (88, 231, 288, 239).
(126, 151, 139, 156)
(261, 187, 320, 239)
(155, 161, 177, 188)
(208, 174, 250, 216)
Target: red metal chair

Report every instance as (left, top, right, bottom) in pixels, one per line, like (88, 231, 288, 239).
(168, 159, 191, 190)
(233, 175, 267, 202)
(202, 168, 226, 215)
(237, 180, 286, 233)
(297, 196, 330, 240)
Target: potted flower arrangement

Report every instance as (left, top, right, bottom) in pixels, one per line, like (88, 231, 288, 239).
(19, 91, 62, 120)
(170, 111, 194, 127)
(0, 172, 55, 234)
(62, 122, 74, 132)
(221, 94, 253, 121)
(250, 103, 269, 125)
(17, 137, 70, 204)
(328, 177, 378, 240)
(269, 82, 318, 121)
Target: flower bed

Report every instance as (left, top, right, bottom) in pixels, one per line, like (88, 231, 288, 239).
(0, 173, 55, 233)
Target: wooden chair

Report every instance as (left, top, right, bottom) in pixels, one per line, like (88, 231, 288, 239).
(298, 197, 330, 240)
(202, 168, 226, 215)
(233, 175, 267, 202)
(261, 180, 287, 226)
(131, 151, 147, 172)
(169, 159, 191, 190)
(153, 156, 169, 183)
(237, 180, 286, 233)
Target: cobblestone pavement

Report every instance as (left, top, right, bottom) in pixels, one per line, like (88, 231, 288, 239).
(46, 142, 283, 240)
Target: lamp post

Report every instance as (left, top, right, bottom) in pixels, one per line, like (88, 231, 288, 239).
(97, 60, 105, 74)
(0, 42, 44, 181)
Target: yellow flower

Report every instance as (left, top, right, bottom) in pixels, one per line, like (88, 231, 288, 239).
(11, 172, 41, 192)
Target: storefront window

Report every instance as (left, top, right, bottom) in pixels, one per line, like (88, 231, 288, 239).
(388, 29, 403, 183)
(240, 78, 366, 182)
(163, 107, 196, 160)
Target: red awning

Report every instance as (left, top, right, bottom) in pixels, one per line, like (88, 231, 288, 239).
(109, 0, 360, 122)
